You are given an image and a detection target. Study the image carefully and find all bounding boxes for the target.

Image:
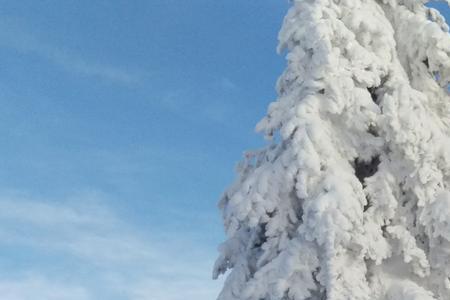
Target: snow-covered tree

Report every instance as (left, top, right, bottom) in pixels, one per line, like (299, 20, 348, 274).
(213, 1, 450, 299)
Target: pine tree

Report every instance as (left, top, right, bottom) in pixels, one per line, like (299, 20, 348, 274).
(213, 1, 450, 299)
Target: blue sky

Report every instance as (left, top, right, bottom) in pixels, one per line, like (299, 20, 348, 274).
(0, 1, 448, 300)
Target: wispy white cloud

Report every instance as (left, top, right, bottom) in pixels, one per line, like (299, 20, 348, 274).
(0, 191, 154, 265)
(160, 76, 240, 124)
(129, 277, 223, 300)
(0, 190, 221, 300)
(0, 192, 115, 227)
(0, 18, 141, 84)
(0, 276, 92, 300)
(216, 77, 238, 92)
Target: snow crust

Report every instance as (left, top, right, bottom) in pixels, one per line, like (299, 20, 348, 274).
(214, 0, 450, 299)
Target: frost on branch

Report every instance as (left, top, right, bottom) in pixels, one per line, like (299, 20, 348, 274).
(214, 1, 450, 299)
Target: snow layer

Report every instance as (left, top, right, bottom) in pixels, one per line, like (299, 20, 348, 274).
(214, 1, 450, 299)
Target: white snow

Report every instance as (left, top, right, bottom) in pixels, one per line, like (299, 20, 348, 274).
(214, 1, 450, 299)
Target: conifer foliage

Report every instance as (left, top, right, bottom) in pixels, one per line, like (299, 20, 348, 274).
(214, 1, 450, 299)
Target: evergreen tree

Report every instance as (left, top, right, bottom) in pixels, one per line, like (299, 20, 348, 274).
(214, 1, 450, 299)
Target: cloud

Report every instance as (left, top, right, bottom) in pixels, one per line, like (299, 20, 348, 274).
(159, 76, 240, 124)
(0, 192, 115, 227)
(0, 190, 221, 300)
(0, 191, 158, 266)
(0, 276, 92, 300)
(217, 77, 238, 91)
(0, 18, 140, 84)
(129, 277, 223, 300)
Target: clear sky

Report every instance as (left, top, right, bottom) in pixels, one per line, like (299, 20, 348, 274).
(0, 2, 448, 300)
